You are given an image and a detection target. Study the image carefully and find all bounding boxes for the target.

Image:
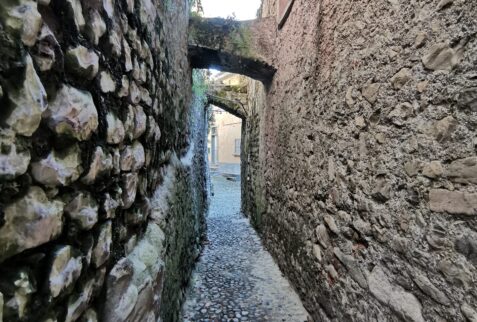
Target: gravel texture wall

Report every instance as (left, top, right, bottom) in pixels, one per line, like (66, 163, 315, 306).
(0, 0, 207, 321)
(245, 0, 477, 321)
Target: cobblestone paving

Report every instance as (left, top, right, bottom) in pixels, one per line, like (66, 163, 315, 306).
(182, 175, 309, 322)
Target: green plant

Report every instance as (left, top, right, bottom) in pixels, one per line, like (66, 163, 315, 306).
(192, 70, 208, 102)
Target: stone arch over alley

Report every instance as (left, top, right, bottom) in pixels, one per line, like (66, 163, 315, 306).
(188, 16, 277, 84)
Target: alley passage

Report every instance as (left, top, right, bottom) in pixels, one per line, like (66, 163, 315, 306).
(182, 175, 309, 322)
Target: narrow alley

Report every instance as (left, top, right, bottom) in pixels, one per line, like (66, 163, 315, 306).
(182, 175, 309, 322)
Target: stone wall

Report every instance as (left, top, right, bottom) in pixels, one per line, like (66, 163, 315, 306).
(245, 0, 477, 321)
(242, 79, 266, 231)
(0, 0, 207, 321)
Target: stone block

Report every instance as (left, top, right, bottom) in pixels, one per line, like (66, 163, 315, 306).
(5, 54, 47, 136)
(65, 278, 95, 322)
(48, 245, 83, 298)
(81, 146, 113, 184)
(66, 46, 99, 80)
(429, 189, 477, 216)
(422, 43, 459, 71)
(368, 266, 424, 322)
(121, 173, 139, 209)
(92, 221, 112, 268)
(45, 85, 98, 141)
(445, 157, 477, 184)
(0, 0, 42, 46)
(31, 145, 83, 186)
(0, 187, 64, 262)
(64, 192, 99, 230)
(120, 141, 145, 172)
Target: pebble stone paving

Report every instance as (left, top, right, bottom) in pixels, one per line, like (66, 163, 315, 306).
(182, 175, 309, 322)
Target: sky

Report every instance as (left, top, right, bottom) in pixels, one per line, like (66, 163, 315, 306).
(201, 0, 261, 20)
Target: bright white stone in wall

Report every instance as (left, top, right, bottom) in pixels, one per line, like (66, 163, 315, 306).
(31, 145, 83, 186)
(5, 55, 47, 136)
(45, 85, 98, 141)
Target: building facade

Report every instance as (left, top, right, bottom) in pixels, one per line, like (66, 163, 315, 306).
(208, 73, 246, 175)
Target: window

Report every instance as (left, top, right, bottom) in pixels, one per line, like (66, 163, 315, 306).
(234, 139, 241, 156)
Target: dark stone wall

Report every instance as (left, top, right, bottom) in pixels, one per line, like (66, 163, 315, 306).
(0, 0, 207, 321)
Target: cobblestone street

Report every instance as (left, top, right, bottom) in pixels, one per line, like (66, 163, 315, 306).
(182, 175, 309, 322)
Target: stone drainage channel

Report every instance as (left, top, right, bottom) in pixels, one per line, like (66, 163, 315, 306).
(182, 175, 309, 322)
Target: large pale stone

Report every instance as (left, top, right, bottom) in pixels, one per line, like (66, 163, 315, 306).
(49, 246, 83, 298)
(139, 86, 152, 106)
(31, 145, 82, 186)
(0, 130, 31, 179)
(85, 10, 106, 45)
(146, 116, 161, 142)
(103, 0, 114, 17)
(388, 102, 413, 126)
(461, 303, 477, 322)
(129, 81, 141, 104)
(438, 259, 473, 289)
(124, 39, 133, 71)
(315, 224, 330, 249)
(66, 46, 99, 80)
(445, 157, 477, 184)
(429, 189, 477, 216)
(412, 272, 450, 306)
(6, 54, 47, 136)
(65, 278, 95, 322)
(99, 71, 116, 93)
(430, 116, 457, 142)
(103, 258, 138, 322)
(64, 192, 99, 230)
(106, 113, 126, 144)
(92, 221, 112, 268)
(45, 85, 98, 141)
(422, 161, 444, 179)
(65, 0, 85, 32)
(0, 0, 42, 46)
(81, 146, 113, 184)
(108, 28, 122, 57)
(422, 43, 460, 71)
(368, 266, 424, 322)
(0, 187, 64, 262)
(126, 0, 134, 13)
(362, 83, 380, 104)
(333, 248, 367, 288)
(120, 141, 145, 172)
(391, 68, 412, 89)
(121, 173, 138, 209)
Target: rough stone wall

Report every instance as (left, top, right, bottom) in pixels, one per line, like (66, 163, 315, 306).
(0, 0, 207, 321)
(247, 0, 477, 321)
(242, 80, 266, 231)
